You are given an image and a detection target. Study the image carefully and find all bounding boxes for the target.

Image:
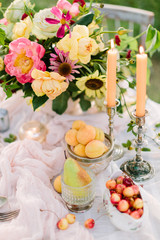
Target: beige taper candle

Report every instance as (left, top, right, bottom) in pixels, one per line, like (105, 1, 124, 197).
(106, 39, 117, 107)
(136, 46, 147, 117)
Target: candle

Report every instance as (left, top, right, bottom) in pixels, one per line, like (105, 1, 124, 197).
(106, 39, 117, 107)
(136, 46, 147, 117)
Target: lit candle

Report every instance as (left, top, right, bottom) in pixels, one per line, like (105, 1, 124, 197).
(106, 39, 117, 107)
(136, 46, 147, 117)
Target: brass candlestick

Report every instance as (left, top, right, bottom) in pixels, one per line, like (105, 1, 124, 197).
(105, 100, 124, 161)
(120, 110, 154, 182)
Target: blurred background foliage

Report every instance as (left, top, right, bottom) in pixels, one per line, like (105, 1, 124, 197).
(0, 0, 160, 103)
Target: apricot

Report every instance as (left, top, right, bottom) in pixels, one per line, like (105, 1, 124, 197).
(53, 175, 62, 193)
(72, 120, 86, 130)
(65, 129, 78, 146)
(95, 127, 105, 142)
(77, 125, 96, 145)
(85, 140, 108, 158)
(74, 144, 87, 157)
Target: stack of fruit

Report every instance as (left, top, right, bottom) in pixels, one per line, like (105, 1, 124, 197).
(65, 120, 108, 158)
(106, 175, 143, 219)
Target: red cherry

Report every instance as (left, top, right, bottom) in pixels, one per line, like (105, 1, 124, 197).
(84, 218, 95, 229)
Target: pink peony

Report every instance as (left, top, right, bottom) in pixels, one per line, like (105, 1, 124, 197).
(0, 18, 8, 26)
(4, 38, 46, 84)
(57, 0, 79, 17)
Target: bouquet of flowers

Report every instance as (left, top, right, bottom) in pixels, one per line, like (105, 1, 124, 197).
(0, 0, 160, 114)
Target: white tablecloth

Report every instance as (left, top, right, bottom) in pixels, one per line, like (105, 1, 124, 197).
(0, 90, 160, 240)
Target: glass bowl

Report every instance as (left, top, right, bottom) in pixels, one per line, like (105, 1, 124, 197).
(61, 168, 95, 213)
(66, 133, 114, 174)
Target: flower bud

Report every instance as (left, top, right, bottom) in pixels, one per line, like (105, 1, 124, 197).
(117, 27, 132, 35)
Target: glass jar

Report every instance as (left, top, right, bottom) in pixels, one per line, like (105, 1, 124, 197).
(66, 133, 114, 175)
(61, 168, 95, 213)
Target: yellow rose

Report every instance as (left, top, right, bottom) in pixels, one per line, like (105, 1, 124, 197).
(0, 57, 4, 71)
(31, 69, 68, 100)
(12, 16, 32, 40)
(57, 25, 98, 64)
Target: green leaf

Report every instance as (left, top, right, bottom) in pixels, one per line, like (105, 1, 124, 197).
(145, 24, 160, 54)
(155, 123, 160, 128)
(52, 91, 70, 114)
(67, 81, 79, 92)
(32, 95, 48, 111)
(141, 147, 151, 152)
(79, 94, 91, 111)
(74, 13, 94, 26)
(0, 28, 6, 45)
(23, 82, 33, 98)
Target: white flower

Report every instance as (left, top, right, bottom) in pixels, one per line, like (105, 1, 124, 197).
(4, 0, 32, 23)
(32, 8, 60, 40)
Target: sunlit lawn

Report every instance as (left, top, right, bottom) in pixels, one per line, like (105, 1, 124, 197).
(1, 0, 160, 103)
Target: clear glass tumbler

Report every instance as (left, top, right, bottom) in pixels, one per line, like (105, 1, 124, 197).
(61, 169, 95, 213)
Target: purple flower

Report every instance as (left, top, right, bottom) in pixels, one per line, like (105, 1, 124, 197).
(45, 7, 72, 38)
(49, 47, 81, 82)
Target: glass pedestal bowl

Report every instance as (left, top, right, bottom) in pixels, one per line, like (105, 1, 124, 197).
(66, 133, 114, 175)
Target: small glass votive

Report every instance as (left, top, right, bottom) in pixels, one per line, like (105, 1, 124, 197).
(19, 120, 48, 143)
(61, 169, 96, 213)
(0, 108, 9, 132)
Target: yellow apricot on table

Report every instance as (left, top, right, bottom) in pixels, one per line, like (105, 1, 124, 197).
(77, 125, 96, 145)
(74, 144, 87, 157)
(72, 120, 86, 130)
(65, 129, 78, 146)
(95, 127, 105, 142)
(85, 140, 108, 158)
(53, 175, 62, 193)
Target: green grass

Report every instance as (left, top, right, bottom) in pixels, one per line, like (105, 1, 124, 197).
(1, 0, 160, 103)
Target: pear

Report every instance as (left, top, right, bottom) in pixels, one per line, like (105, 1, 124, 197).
(63, 158, 92, 187)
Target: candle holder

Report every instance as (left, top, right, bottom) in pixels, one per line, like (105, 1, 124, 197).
(120, 110, 154, 182)
(105, 100, 124, 161)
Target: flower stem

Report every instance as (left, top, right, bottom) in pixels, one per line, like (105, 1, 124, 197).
(117, 83, 132, 119)
(79, 63, 92, 74)
(90, 31, 118, 38)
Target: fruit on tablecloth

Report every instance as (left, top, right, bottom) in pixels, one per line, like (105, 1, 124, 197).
(63, 158, 92, 187)
(65, 129, 78, 146)
(95, 127, 105, 142)
(57, 218, 69, 230)
(123, 187, 134, 197)
(133, 198, 143, 209)
(77, 125, 96, 145)
(72, 120, 86, 130)
(85, 140, 108, 158)
(66, 214, 76, 224)
(84, 218, 95, 229)
(53, 175, 61, 193)
(105, 175, 144, 219)
(74, 143, 87, 157)
(117, 200, 129, 212)
(110, 193, 121, 204)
